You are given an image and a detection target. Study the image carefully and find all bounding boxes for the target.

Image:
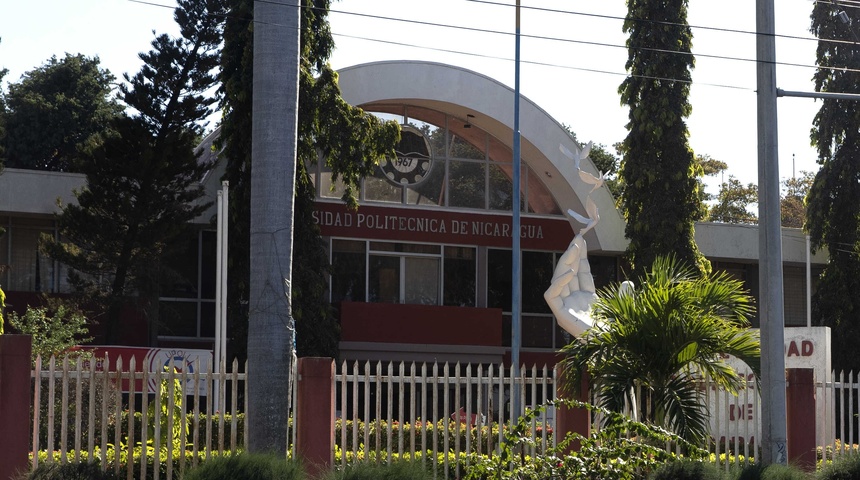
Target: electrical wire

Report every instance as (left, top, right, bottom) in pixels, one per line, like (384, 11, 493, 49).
(466, 0, 860, 49)
(126, 0, 860, 91)
(332, 31, 750, 91)
(317, 1, 860, 77)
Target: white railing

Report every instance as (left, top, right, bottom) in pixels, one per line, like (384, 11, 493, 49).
(31, 354, 248, 480)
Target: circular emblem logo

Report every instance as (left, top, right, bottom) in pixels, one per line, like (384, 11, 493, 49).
(380, 125, 433, 186)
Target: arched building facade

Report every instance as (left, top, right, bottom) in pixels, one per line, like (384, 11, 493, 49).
(0, 61, 825, 363)
(314, 61, 626, 366)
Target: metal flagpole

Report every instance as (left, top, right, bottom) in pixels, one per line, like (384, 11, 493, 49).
(220, 181, 229, 407)
(214, 189, 223, 411)
(511, 0, 523, 420)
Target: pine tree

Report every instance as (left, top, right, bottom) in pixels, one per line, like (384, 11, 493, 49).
(808, 3, 860, 372)
(43, 0, 225, 343)
(618, 0, 709, 276)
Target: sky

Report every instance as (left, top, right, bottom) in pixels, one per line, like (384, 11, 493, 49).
(0, 0, 827, 198)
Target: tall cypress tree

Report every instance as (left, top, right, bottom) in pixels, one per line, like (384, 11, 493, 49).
(808, 4, 860, 372)
(43, 0, 225, 343)
(618, 0, 708, 276)
(220, 0, 399, 361)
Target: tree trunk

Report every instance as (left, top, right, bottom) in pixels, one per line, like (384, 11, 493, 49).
(247, 0, 300, 454)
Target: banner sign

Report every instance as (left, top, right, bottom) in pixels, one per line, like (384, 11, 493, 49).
(73, 346, 213, 396)
(313, 201, 574, 250)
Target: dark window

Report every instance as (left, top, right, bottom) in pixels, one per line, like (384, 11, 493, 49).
(444, 246, 476, 307)
(159, 229, 217, 340)
(367, 252, 441, 305)
(162, 233, 200, 299)
(487, 249, 512, 311)
(522, 251, 553, 314)
(369, 255, 401, 303)
(331, 239, 366, 303)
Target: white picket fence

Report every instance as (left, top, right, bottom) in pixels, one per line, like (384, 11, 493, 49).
(30, 354, 248, 480)
(333, 361, 556, 480)
(822, 371, 860, 459)
(28, 355, 860, 478)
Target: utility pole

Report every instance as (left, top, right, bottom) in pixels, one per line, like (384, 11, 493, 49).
(756, 0, 788, 465)
(248, 0, 300, 453)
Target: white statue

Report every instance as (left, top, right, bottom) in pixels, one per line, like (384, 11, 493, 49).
(543, 141, 605, 337)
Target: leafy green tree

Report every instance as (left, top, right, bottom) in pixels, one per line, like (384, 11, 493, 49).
(43, 0, 224, 343)
(780, 171, 814, 229)
(808, 4, 860, 372)
(560, 256, 760, 443)
(219, 0, 399, 361)
(3, 53, 121, 172)
(708, 176, 758, 224)
(618, 0, 709, 276)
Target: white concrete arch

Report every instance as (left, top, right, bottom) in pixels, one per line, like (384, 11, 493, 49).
(337, 60, 627, 253)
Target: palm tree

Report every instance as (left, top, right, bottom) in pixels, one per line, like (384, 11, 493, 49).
(559, 255, 760, 443)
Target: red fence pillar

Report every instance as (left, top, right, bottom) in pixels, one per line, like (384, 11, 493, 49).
(554, 365, 590, 453)
(0, 335, 33, 480)
(786, 368, 816, 471)
(296, 357, 334, 478)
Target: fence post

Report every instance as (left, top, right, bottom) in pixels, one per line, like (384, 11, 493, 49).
(786, 368, 816, 471)
(0, 335, 33, 480)
(554, 365, 589, 453)
(296, 357, 334, 478)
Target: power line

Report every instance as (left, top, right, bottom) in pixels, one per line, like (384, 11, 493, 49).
(465, 0, 858, 48)
(320, 2, 860, 76)
(126, 0, 860, 90)
(332, 32, 752, 91)
(325, 6, 860, 77)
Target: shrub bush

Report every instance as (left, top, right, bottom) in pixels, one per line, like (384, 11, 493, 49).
(462, 399, 708, 480)
(22, 462, 120, 480)
(8, 300, 92, 360)
(817, 453, 860, 480)
(758, 464, 810, 480)
(649, 460, 726, 480)
(333, 449, 472, 480)
(323, 460, 433, 480)
(181, 454, 303, 480)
